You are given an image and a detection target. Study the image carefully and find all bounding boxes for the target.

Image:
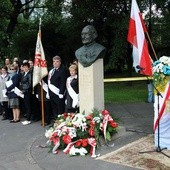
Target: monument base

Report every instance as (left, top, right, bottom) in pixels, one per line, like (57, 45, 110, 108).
(78, 59, 104, 114)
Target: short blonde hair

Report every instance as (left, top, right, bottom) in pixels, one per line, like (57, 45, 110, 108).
(69, 64, 78, 72)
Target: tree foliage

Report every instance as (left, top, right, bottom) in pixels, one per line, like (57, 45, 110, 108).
(0, 0, 170, 75)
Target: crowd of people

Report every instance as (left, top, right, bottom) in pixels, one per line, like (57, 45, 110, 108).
(0, 56, 79, 126)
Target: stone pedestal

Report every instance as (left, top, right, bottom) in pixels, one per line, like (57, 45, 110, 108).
(78, 59, 104, 114)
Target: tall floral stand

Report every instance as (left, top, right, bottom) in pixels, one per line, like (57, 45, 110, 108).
(154, 82, 170, 149)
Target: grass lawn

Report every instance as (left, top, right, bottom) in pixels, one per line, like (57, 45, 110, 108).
(104, 81, 148, 103)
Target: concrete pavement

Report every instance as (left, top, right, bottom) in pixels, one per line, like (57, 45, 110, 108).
(0, 102, 154, 170)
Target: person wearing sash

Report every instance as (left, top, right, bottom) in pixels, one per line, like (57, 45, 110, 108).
(65, 64, 79, 113)
(48, 56, 67, 118)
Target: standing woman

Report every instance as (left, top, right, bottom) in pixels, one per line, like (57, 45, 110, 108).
(6, 64, 20, 123)
(65, 64, 79, 113)
(20, 62, 33, 125)
(0, 66, 10, 120)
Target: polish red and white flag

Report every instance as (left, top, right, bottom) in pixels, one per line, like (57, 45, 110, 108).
(127, 0, 152, 76)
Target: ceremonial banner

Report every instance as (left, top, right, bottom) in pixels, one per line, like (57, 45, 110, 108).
(127, 0, 152, 76)
(33, 29, 48, 89)
(154, 82, 170, 149)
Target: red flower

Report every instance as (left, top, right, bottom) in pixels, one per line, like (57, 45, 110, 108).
(102, 110, 109, 115)
(53, 137, 59, 145)
(86, 114, 93, 120)
(82, 139, 88, 147)
(63, 113, 68, 119)
(62, 135, 72, 144)
(88, 127, 95, 136)
(109, 121, 118, 128)
(75, 141, 82, 147)
(90, 120, 95, 127)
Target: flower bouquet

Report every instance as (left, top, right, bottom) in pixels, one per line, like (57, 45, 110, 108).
(153, 56, 170, 92)
(45, 109, 118, 157)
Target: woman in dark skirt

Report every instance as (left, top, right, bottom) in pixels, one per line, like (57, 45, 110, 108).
(6, 64, 21, 123)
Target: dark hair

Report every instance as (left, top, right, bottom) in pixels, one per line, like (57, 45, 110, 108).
(23, 62, 30, 68)
(1, 66, 8, 71)
(53, 56, 61, 62)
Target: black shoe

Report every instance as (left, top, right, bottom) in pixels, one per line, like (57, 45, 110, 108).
(10, 120, 15, 123)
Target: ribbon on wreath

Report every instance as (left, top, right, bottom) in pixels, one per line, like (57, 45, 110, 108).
(49, 132, 60, 154)
(63, 138, 99, 157)
(101, 110, 116, 147)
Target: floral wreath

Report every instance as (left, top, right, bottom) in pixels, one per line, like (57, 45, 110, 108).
(45, 109, 118, 157)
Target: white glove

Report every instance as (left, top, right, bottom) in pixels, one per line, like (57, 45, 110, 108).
(59, 94, 63, 99)
(36, 94, 39, 99)
(46, 93, 50, 99)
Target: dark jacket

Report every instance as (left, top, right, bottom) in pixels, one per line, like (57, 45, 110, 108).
(6, 73, 20, 99)
(48, 66, 67, 99)
(20, 71, 32, 94)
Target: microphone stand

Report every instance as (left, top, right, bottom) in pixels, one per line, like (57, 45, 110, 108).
(138, 68, 170, 158)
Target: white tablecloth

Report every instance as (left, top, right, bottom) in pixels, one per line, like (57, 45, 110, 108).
(154, 84, 170, 149)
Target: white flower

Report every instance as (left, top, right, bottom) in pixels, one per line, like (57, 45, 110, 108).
(68, 127, 77, 138)
(59, 119, 64, 122)
(79, 147, 88, 156)
(69, 146, 88, 156)
(93, 117, 101, 123)
(153, 63, 164, 73)
(81, 122, 87, 132)
(69, 145, 77, 156)
(82, 118, 86, 122)
(45, 128, 54, 138)
(159, 56, 169, 65)
(72, 113, 86, 127)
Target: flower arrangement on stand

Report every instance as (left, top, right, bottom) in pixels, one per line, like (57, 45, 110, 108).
(153, 56, 170, 92)
(45, 109, 118, 157)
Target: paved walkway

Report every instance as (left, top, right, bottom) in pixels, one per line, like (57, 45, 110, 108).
(0, 102, 154, 170)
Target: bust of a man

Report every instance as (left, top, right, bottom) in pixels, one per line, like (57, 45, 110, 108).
(75, 25, 106, 67)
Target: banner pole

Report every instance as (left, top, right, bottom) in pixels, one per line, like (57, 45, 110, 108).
(40, 81, 45, 127)
(39, 18, 45, 127)
(145, 31, 158, 61)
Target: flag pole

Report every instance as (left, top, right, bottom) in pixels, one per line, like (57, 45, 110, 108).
(145, 31, 158, 61)
(39, 18, 45, 127)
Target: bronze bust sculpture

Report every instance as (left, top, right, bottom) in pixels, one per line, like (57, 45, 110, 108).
(75, 25, 106, 67)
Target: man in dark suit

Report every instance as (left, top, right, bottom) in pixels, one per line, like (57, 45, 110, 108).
(48, 56, 67, 118)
